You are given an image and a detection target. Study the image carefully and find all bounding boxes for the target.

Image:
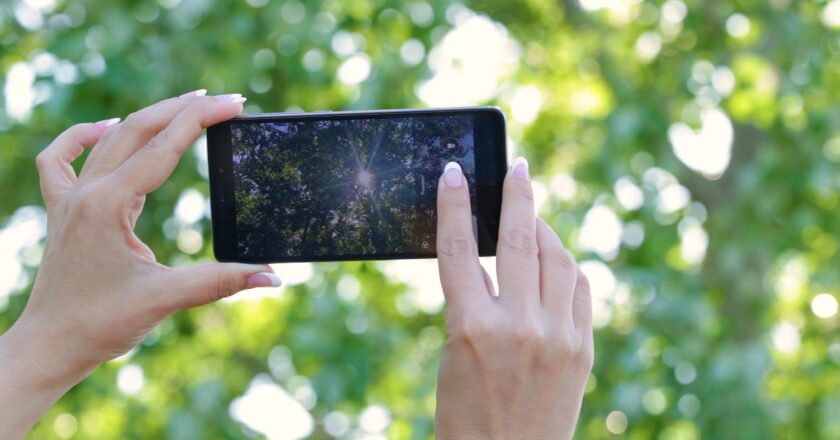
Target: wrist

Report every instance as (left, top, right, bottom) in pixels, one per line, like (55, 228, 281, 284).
(1, 311, 97, 390)
(0, 313, 96, 439)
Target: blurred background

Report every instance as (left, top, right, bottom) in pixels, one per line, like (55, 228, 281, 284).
(1, 0, 839, 438)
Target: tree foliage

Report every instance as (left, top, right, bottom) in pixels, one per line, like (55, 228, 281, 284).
(1, 0, 839, 438)
(231, 115, 474, 259)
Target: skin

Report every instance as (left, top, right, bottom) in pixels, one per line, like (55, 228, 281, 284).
(434, 159, 594, 439)
(0, 95, 592, 439)
(0, 92, 280, 439)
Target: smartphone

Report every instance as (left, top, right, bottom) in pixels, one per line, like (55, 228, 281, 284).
(206, 107, 507, 263)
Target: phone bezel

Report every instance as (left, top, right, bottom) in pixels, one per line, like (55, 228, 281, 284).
(207, 107, 507, 263)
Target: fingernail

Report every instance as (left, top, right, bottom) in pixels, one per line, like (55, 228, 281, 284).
(443, 162, 463, 188)
(511, 156, 529, 181)
(95, 117, 121, 127)
(247, 272, 282, 288)
(179, 89, 207, 98)
(217, 97, 247, 104)
(214, 93, 244, 102)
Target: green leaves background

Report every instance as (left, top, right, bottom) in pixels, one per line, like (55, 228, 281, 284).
(1, 0, 839, 438)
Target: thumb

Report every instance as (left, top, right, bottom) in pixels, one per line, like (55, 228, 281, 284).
(162, 263, 282, 311)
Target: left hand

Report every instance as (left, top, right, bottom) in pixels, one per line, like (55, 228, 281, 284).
(0, 91, 280, 439)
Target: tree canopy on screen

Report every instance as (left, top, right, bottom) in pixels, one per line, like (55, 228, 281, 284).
(0, 0, 839, 438)
(231, 115, 474, 258)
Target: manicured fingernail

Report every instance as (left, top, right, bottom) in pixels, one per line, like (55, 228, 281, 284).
(216, 97, 247, 104)
(214, 93, 244, 102)
(443, 161, 463, 188)
(95, 117, 121, 127)
(247, 272, 282, 288)
(511, 156, 529, 181)
(179, 89, 207, 98)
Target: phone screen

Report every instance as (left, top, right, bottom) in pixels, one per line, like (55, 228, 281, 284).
(230, 114, 476, 259)
(208, 108, 505, 263)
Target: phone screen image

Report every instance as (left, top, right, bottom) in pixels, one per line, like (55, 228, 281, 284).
(229, 114, 478, 260)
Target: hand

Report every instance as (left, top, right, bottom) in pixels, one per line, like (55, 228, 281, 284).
(434, 158, 594, 439)
(0, 91, 281, 439)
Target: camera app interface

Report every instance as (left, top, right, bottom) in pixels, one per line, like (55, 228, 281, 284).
(230, 114, 477, 259)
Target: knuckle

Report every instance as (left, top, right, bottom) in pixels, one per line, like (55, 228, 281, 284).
(210, 271, 228, 303)
(544, 245, 577, 271)
(506, 177, 534, 201)
(440, 193, 471, 211)
(186, 99, 210, 115)
(544, 330, 580, 361)
(563, 330, 582, 353)
(146, 128, 171, 150)
(579, 337, 595, 370)
(438, 234, 475, 258)
(211, 269, 240, 303)
(120, 107, 156, 135)
(178, 101, 211, 129)
(512, 324, 546, 352)
(35, 151, 52, 172)
(576, 270, 591, 294)
(67, 122, 90, 134)
(123, 110, 151, 131)
(58, 123, 89, 143)
(67, 184, 112, 219)
(518, 183, 534, 201)
(450, 318, 493, 351)
(141, 130, 181, 165)
(502, 226, 539, 257)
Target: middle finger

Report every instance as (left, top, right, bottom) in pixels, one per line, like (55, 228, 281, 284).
(496, 156, 540, 310)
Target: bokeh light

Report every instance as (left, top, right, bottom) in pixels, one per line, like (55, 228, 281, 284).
(605, 410, 628, 434)
(1, 0, 839, 438)
(229, 374, 314, 440)
(811, 293, 838, 319)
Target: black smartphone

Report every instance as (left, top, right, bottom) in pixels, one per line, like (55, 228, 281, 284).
(206, 107, 507, 263)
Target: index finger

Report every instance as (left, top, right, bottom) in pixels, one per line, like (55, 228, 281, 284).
(112, 94, 246, 196)
(436, 161, 491, 308)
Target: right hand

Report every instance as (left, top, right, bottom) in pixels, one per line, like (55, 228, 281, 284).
(434, 158, 594, 439)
